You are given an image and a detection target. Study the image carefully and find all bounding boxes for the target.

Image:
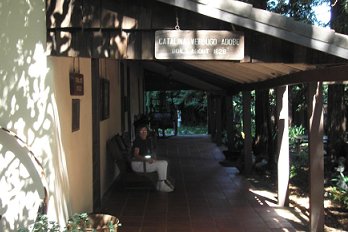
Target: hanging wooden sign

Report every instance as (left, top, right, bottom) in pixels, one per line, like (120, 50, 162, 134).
(155, 30, 244, 60)
(69, 73, 84, 96)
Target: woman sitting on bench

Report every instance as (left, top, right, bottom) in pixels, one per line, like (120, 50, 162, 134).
(131, 125, 174, 192)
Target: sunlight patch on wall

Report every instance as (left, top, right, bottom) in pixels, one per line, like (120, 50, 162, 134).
(111, 31, 129, 58)
(59, 32, 72, 53)
(1, 39, 71, 229)
(28, 43, 49, 79)
(0, 0, 73, 230)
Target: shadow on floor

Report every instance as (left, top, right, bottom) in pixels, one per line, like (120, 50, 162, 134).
(101, 135, 306, 232)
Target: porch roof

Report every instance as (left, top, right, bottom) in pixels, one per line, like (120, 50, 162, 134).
(156, 0, 348, 59)
(144, 0, 348, 93)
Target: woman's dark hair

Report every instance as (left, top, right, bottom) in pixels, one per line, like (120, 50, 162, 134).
(136, 124, 148, 134)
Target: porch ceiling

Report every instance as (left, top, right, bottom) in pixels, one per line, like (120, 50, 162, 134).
(144, 60, 348, 94)
(182, 61, 317, 84)
(143, 61, 225, 92)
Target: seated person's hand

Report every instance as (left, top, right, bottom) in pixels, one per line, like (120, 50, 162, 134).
(144, 155, 156, 163)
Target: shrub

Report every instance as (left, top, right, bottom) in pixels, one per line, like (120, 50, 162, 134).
(329, 171, 348, 208)
(289, 125, 306, 146)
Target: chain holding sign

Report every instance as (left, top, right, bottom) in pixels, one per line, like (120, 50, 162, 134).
(155, 30, 244, 60)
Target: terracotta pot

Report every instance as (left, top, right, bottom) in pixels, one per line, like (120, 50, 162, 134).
(67, 213, 120, 232)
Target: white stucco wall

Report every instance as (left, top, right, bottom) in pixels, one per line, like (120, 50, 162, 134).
(100, 58, 122, 195)
(0, 0, 65, 230)
(48, 56, 93, 216)
(0, 1, 94, 230)
(0, 1, 138, 230)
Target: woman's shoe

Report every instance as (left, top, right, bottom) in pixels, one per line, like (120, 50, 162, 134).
(157, 180, 174, 192)
(164, 179, 175, 190)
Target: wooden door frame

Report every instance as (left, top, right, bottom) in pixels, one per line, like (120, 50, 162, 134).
(91, 58, 101, 211)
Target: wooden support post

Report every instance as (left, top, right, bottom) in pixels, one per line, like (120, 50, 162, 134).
(225, 96, 233, 150)
(243, 91, 252, 174)
(308, 82, 324, 232)
(210, 95, 217, 141)
(207, 94, 212, 134)
(276, 85, 290, 207)
(215, 96, 222, 145)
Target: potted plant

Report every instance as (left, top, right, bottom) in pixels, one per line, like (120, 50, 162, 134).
(19, 212, 120, 232)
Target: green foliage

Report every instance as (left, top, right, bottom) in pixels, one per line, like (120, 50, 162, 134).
(290, 150, 309, 177)
(289, 125, 306, 145)
(155, 125, 207, 136)
(290, 164, 297, 179)
(267, 0, 327, 25)
(331, 0, 348, 33)
(331, 171, 348, 190)
(18, 213, 118, 232)
(146, 90, 207, 113)
(222, 123, 244, 151)
(328, 167, 348, 208)
(291, 84, 307, 113)
(232, 91, 256, 136)
(289, 125, 308, 181)
(146, 90, 208, 126)
(66, 213, 90, 231)
(232, 93, 243, 118)
(178, 125, 208, 135)
(267, 0, 348, 30)
(268, 89, 276, 107)
(328, 186, 348, 209)
(18, 214, 60, 232)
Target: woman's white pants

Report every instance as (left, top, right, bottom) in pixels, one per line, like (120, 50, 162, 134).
(131, 160, 168, 180)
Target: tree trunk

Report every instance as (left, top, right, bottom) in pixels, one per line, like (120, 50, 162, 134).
(225, 96, 234, 151)
(267, 90, 276, 171)
(330, 0, 348, 34)
(327, 1, 347, 161)
(254, 90, 268, 159)
(327, 84, 346, 160)
(252, 1, 267, 9)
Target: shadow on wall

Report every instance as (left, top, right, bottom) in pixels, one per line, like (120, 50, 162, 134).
(46, 0, 136, 58)
(0, 1, 70, 230)
(0, 128, 48, 230)
(1, 0, 138, 229)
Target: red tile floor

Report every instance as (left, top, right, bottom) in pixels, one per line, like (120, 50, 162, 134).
(101, 135, 306, 232)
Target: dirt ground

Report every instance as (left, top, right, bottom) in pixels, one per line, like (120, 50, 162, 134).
(247, 169, 348, 232)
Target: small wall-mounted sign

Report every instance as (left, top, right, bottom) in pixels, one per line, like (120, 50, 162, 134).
(155, 30, 244, 60)
(72, 99, 80, 132)
(70, 73, 84, 96)
(100, 78, 110, 121)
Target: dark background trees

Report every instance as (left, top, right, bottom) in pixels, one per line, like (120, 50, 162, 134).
(327, 0, 348, 162)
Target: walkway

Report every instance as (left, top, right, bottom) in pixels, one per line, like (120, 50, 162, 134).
(101, 135, 305, 232)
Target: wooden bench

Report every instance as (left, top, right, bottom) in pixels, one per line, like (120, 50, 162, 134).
(107, 134, 158, 190)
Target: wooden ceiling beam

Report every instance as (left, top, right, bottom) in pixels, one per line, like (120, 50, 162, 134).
(228, 63, 348, 93)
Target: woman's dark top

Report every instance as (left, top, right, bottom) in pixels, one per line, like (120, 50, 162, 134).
(132, 137, 153, 157)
